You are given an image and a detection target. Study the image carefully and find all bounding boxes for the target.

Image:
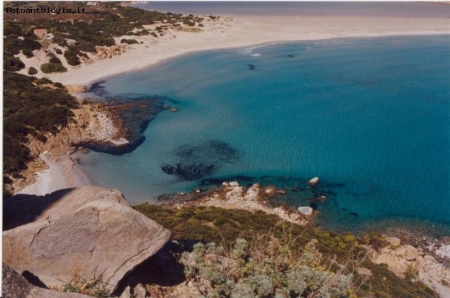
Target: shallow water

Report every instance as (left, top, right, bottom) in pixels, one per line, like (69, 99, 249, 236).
(76, 35, 450, 232)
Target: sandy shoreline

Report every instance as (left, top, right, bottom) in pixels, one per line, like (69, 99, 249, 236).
(18, 153, 92, 196)
(39, 15, 450, 86)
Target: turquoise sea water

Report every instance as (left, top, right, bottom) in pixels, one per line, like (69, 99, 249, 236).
(77, 36, 450, 233)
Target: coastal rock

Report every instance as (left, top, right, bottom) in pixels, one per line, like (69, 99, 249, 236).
(223, 182, 243, 200)
(416, 255, 450, 296)
(134, 284, 148, 298)
(392, 245, 419, 261)
(307, 177, 319, 187)
(2, 263, 90, 298)
(263, 186, 276, 196)
(199, 182, 308, 226)
(244, 184, 260, 201)
(374, 253, 405, 276)
(385, 236, 401, 247)
(370, 238, 450, 296)
(3, 187, 171, 292)
(403, 245, 419, 261)
(298, 206, 314, 216)
(289, 213, 300, 220)
(95, 44, 128, 60)
(436, 245, 450, 259)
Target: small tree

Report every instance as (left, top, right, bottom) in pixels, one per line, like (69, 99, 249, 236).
(49, 57, 62, 64)
(28, 67, 38, 75)
(41, 63, 67, 74)
(23, 49, 34, 58)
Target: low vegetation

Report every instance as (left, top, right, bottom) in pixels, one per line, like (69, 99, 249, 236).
(3, 1, 206, 73)
(3, 72, 78, 196)
(27, 66, 38, 75)
(54, 268, 109, 298)
(40, 62, 67, 73)
(182, 236, 354, 297)
(135, 204, 438, 297)
(120, 38, 139, 45)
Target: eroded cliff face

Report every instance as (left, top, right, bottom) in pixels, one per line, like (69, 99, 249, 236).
(11, 101, 127, 193)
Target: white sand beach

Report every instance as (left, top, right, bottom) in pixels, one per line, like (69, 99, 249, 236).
(18, 153, 91, 196)
(40, 15, 450, 87)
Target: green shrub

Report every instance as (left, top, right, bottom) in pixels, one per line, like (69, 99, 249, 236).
(64, 46, 81, 66)
(55, 48, 63, 55)
(174, 209, 195, 219)
(35, 77, 53, 85)
(344, 234, 357, 243)
(120, 38, 138, 44)
(74, 41, 96, 53)
(4, 56, 25, 71)
(28, 67, 38, 75)
(41, 63, 67, 74)
(22, 49, 33, 58)
(49, 56, 62, 64)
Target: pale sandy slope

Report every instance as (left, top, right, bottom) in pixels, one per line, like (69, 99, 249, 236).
(43, 15, 450, 86)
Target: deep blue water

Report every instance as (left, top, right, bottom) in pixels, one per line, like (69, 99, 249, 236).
(77, 36, 450, 233)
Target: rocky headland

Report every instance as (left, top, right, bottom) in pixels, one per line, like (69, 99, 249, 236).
(10, 98, 129, 194)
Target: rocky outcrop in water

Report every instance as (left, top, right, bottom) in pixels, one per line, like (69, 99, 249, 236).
(172, 181, 311, 226)
(3, 187, 171, 293)
(308, 177, 320, 187)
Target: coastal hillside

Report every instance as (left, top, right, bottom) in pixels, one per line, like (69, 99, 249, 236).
(3, 73, 78, 196)
(4, 1, 216, 77)
(3, 1, 220, 197)
(3, 2, 450, 298)
(3, 185, 448, 298)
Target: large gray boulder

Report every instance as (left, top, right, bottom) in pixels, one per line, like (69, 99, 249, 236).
(3, 187, 171, 292)
(2, 263, 90, 298)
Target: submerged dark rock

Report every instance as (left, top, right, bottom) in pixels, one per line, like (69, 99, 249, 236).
(309, 202, 318, 210)
(162, 140, 239, 181)
(161, 162, 215, 180)
(200, 175, 255, 186)
(174, 140, 238, 163)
